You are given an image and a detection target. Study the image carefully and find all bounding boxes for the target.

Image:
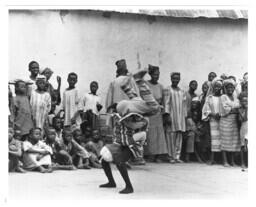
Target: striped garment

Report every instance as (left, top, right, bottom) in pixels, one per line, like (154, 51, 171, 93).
(219, 94, 241, 151)
(30, 90, 51, 130)
(105, 75, 140, 112)
(220, 114, 240, 151)
(164, 86, 187, 132)
(63, 88, 80, 126)
(113, 121, 146, 158)
(202, 95, 222, 152)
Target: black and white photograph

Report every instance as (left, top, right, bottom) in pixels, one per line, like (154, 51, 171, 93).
(4, 0, 253, 203)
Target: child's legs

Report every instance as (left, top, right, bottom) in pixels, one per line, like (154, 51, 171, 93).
(56, 150, 73, 165)
(175, 132, 183, 160)
(9, 155, 19, 172)
(116, 162, 133, 193)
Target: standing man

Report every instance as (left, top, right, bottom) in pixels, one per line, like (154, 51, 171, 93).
(105, 59, 139, 113)
(164, 72, 187, 163)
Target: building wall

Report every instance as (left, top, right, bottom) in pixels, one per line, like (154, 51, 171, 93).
(9, 10, 248, 109)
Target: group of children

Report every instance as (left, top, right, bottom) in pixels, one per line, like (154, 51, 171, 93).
(8, 59, 248, 194)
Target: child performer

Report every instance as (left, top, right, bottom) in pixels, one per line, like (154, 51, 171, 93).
(30, 75, 51, 132)
(99, 69, 160, 194)
(9, 128, 26, 173)
(238, 92, 248, 170)
(10, 80, 34, 141)
(62, 72, 81, 127)
(22, 128, 53, 173)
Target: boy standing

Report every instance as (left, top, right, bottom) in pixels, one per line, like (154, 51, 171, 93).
(164, 72, 187, 163)
(63, 73, 81, 126)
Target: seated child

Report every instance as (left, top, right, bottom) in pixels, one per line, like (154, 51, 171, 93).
(52, 116, 63, 143)
(57, 127, 91, 169)
(22, 128, 53, 173)
(9, 128, 26, 173)
(44, 127, 76, 170)
(238, 92, 248, 170)
(99, 112, 148, 194)
(73, 128, 102, 168)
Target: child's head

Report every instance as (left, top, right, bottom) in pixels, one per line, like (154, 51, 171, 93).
(14, 80, 27, 95)
(239, 92, 248, 108)
(92, 129, 100, 141)
(192, 111, 200, 123)
(191, 99, 200, 111)
(9, 128, 14, 143)
(29, 128, 42, 143)
(72, 128, 83, 143)
(208, 72, 217, 82)
(45, 127, 56, 143)
(62, 127, 73, 143)
(14, 126, 22, 140)
(148, 65, 160, 83)
(241, 81, 248, 93)
(36, 76, 47, 91)
(41, 68, 53, 81)
(90, 81, 98, 94)
(202, 81, 209, 94)
(67, 73, 78, 88)
(28, 61, 39, 77)
(189, 80, 198, 92)
(170, 72, 181, 87)
(52, 116, 62, 131)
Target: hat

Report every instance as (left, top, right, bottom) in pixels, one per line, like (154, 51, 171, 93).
(148, 64, 159, 74)
(41, 67, 53, 75)
(170, 72, 180, 78)
(36, 75, 47, 81)
(115, 59, 127, 70)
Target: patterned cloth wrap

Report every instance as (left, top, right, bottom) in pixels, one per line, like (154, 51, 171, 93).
(112, 113, 148, 158)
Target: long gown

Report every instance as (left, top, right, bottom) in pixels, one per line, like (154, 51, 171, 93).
(144, 81, 168, 156)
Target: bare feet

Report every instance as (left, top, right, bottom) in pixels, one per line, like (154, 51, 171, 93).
(99, 182, 116, 188)
(133, 69, 148, 81)
(15, 167, 26, 173)
(119, 186, 134, 194)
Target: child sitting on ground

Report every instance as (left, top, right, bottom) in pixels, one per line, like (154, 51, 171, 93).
(9, 128, 26, 173)
(52, 116, 63, 143)
(57, 127, 91, 169)
(22, 128, 53, 173)
(73, 128, 102, 168)
(44, 127, 76, 170)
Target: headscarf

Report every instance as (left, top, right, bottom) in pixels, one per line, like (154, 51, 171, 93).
(223, 78, 236, 88)
(206, 77, 223, 96)
(41, 67, 53, 76)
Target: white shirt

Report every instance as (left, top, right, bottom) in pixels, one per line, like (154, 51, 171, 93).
(79, 93, 101, 115)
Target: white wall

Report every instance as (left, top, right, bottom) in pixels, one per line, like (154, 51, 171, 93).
(9, 10, 247, 109)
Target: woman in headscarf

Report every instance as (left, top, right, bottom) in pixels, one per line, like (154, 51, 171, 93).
(202, 78, 223, 165)
(144, 65, 168, 162)
(219, 79, 240, 167)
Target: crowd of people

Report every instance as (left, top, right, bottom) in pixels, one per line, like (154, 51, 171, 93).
(8, 59, 248, 179)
